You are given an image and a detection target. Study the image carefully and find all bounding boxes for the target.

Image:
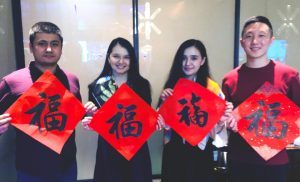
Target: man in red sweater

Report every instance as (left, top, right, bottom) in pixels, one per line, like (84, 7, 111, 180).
(222, 16, 300, 182)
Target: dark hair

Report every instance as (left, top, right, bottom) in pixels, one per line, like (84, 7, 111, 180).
(29, 22, 63, 44)
(95, 37, 140, 81)
(241, 16, 273, 37)
(90, 37, 151, 104)
(163, 39, 211, 90)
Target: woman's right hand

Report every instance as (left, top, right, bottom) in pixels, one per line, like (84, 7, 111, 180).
(160, 88, 173, 101)
(81, 116, 93, 131)
(84, 101, 97, 116)
(0, 113, 11, 135)
(226, 115, 238, 132)
(218, 102, 238, 132)
(156, 114, 165, 131)
(81, 101, 98, 131)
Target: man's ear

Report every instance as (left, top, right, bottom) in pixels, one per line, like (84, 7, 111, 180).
(240, 38, 245, 49)
(29, 43, 33, 53)
(270, 36, 275, 44)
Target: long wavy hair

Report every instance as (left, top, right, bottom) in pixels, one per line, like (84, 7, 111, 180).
(165, 39, 211, 88)
(158, 39, 211, 107)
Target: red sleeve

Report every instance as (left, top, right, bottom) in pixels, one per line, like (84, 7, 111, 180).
(289, 72, 300, 107)
(221, 78, 231, 101)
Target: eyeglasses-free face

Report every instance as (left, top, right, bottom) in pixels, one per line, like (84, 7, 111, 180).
(182, 46, 206, 81)
(240, 22, 274, 62)
(108, 44, 131, 77)
(30, 32, 62, 70)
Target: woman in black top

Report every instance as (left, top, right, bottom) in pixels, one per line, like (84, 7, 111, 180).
(83, 37, 153, 182)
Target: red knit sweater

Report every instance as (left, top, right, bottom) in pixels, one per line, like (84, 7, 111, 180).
(222, 60, 300, 165)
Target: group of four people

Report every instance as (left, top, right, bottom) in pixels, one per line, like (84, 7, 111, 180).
(0, 15, 299, 182)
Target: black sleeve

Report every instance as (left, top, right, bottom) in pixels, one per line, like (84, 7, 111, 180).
(142, 79, 152, 105)
(132, 78, 152, 105)
(0, 80, 16, 114)
(88, 83, 100, 108)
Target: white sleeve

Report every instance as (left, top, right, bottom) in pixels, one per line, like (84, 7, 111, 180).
(212, 124, 228, 148)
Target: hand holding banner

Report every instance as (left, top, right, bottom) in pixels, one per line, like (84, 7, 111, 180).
(6, 71, 85, 154)
(234, 82, 300, 160)
(89, 84, 158, 160)
(158, 78, 226, 146)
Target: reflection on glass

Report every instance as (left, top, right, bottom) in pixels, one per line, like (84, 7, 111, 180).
(138, 2, 162, 40)
(240, 0, 300, 69)
(267, 40, 287, 63)
(276, 4, 299, 37)
(239, 40, 287, 64)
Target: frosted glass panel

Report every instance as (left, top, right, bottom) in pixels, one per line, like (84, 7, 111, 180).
(0, 0, 16, 77)
(240, 0, 300, 71)
(0, 2, 17, 182)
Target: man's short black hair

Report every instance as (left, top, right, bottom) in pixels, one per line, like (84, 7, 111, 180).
(241, 16, 273, 37)
(29, 22, 63, 44)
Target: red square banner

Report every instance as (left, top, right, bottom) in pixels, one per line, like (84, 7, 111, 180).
(158, 78, 226, 146)
(234, 82, 300, 161)
(89, 84, 158, 160)
(6, 71, 85, 154)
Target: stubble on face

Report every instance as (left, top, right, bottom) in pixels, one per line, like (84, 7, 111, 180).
(30, 33, 62, 72)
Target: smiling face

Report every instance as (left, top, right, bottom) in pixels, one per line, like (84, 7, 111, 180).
(241, 22, 274, 63)
(182, 46, 206, 80)
(30, 32, 62, 71)
(108, 43, 130, 76)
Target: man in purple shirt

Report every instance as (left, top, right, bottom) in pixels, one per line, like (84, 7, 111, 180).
(0, 22, 95, 182)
